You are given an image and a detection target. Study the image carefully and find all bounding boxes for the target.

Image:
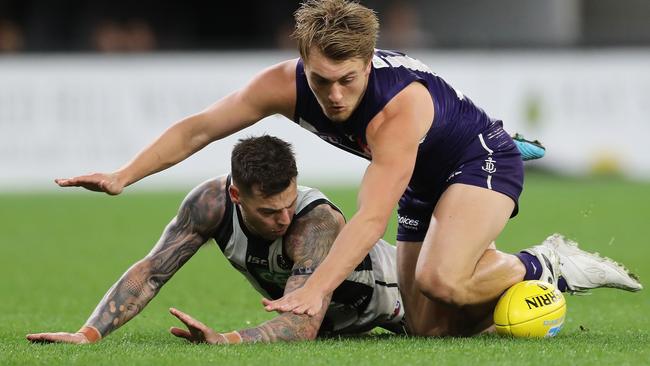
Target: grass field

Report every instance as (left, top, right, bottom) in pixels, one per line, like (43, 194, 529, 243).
(1, 172, 649, 365)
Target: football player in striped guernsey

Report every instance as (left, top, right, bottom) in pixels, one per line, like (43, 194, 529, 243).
(27, 136, 406, 344)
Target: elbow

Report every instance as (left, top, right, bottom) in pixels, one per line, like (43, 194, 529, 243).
(173, 115, 212, 153)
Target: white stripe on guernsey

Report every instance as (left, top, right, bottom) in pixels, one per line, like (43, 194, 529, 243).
(373, 54, 433, 74)
(478, 133, 494, 154)
(487, 175, 493, 190)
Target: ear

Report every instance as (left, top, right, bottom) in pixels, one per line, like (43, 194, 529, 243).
(364, 58, 372, 74)
(229, 184, 241, 204)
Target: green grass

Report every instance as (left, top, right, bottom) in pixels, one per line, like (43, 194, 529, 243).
(1, 172, 649, 365)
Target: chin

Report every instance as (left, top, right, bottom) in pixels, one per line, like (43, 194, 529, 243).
(266, 231, 285, 240)
(326, 112, 349, 122)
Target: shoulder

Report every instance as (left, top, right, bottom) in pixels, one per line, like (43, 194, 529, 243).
(286, 202, 345, 245)
(294, 200, 345, 227)
(382, 81, 433, 120)
(254, 59, 298, 84)
(177, 176, 229, 234)
(242, 59, 299, 119)
(367, 81, 433, 144)
(284, 202, 345, 262)
(294, 185, 339, 213)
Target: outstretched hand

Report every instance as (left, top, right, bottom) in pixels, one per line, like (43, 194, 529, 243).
(169, 307, 226, 344)
(55, 172, 124, 195)
(262, 286, 325, 316)
(26, 331, 91, 344)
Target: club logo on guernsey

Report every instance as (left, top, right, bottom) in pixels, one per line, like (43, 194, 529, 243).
(276, 254, 292, 270)
(482, 157, 496, 174)
(388, 300, 402, 321)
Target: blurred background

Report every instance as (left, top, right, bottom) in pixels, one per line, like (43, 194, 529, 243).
(1, 0, 650, 189)
(2, 0, 650, 52)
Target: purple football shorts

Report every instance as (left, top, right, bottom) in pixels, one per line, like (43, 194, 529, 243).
(396, 124, 524, 242)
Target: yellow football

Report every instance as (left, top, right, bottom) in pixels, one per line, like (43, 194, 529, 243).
(494, 280, 566, 338)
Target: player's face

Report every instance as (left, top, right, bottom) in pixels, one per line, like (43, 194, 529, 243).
(232, 181, 298, 241)
(304, 47, 372, 122)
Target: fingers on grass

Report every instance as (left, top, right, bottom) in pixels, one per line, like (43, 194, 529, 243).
(170, 327, 192, 340)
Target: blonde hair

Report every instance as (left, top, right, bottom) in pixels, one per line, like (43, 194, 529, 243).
(293, 0, 379, 62)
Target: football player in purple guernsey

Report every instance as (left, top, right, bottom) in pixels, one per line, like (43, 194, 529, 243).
(54, 0, 641, 337)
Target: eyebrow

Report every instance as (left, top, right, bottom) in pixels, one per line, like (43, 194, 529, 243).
(258, 197, 298, 213)
(312, 71, 357, 82)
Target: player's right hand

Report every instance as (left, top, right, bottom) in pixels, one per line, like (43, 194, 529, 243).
(55, 172, 124, 195)
(168, 307, 226, 345)
(26, 331, 92, 344)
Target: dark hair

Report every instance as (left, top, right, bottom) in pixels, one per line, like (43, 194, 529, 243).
(231, 135, 298, 197)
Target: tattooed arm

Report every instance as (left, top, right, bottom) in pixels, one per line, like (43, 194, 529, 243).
(169, 203, 344, 344)
(27, 177, 227, 344)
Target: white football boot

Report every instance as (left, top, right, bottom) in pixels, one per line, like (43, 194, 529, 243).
(521, 239, 561, 288)
(542, 233, 642, 294)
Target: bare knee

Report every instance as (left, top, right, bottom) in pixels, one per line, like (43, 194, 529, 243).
(407, 320, 449, 337)
(414, 267, 472, 307)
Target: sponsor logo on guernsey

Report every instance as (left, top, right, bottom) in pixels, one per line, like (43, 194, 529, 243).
(247, 255, 268, 266)
(397, 215, 420, 230)
(257, 270, 291, 286)
(299, 118, 372, 159)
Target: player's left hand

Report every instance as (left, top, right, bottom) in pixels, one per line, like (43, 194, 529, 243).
(168, 307, 226, 344)
(262, 285, 325, 316)
(26, 331, 92, 344)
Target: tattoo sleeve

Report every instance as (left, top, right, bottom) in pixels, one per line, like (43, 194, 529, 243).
(237, 204, 344, 343)
(83, 178, 226, 338)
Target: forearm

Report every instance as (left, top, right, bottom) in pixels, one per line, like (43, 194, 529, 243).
(117, 87, 270, 187)
(236, 313, 322, 343)
(306, 215, 385, 295)
(235, 271, 332, 344)
(83, 261, 159, 339)
(116, 115, 211, 187)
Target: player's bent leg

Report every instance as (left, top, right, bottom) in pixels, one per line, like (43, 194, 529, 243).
(398, 240, 504, 337)
(397, 241, 461, 336)
(397, 241, 439, 336)
(414, 183, 526, 307)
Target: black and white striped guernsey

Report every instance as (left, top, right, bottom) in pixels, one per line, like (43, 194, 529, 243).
(212, 176, 405, 335)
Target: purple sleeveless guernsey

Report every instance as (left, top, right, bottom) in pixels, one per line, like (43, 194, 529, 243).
(293, 49, 523, 241)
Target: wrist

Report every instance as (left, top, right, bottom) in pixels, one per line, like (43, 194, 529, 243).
(113, 170, 130, 188)
(219, 331, 243, 344)
(305, 270, 335, 296)
(77, 325, 102, 343)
